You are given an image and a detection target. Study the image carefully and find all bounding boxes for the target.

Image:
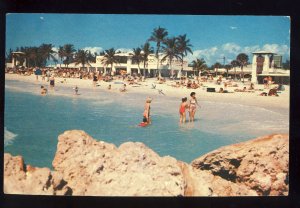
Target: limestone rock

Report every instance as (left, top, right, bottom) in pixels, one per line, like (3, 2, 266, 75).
(52, 130, 185, 196)
(4, 153, 71, 195)
(4, 131, 289, 196)
(191, 134, 289, 196)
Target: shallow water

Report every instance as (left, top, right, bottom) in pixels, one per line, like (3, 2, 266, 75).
(4, 80, 289, 168)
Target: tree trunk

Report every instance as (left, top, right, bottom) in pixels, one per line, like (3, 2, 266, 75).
(137, 63, 140, 74)
(241, 66, 244, 83)
(170, 59, 173, 79)
(156, 45, 161, 78)
(143, 61, 146, 79)
(234, 67, 237, 80)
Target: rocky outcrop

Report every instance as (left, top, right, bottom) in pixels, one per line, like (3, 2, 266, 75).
(191, 134, 289, 196)
(4, 131, 289, 196)
(4, 153, 72, 195)
(52, 130, 185, 196)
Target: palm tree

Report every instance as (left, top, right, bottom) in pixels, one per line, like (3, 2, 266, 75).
(141, 42, 154, 78)
(231, 60, 239, 80)
(101, 48, 119, 75)
(58, 46, 65, 68)
(24, 47, 39, 67)
(236, 53, 249, 82)
(39, 44, 57, 66)
(224, 64, 232, 78)
(191, 58, 207, 77)
(132, 47, 143, 74)
(161, 37, 181, 79)
(148, 26, 168, 78)
(74, 49, 91, 70)
(63, 44, 76, 68)
(177, 34, 193, 78)
(213, 62, 222, 77)
(5, 48, 13, 63)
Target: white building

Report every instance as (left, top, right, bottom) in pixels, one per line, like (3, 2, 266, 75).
(251, 51, 290, 84)
(6, 52, 27, 68)
(94, 52, 193, 76)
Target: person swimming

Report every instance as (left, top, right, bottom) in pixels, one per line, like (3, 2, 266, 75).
(179, 97, 188, 123)
(120, 84, 127, 92)
(40, 86, 47, 95)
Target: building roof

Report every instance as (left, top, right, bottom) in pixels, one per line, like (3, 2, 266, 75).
(252, 51, 277, 55)
(12, 51, 26, 55)
(257, 73, 289, 77)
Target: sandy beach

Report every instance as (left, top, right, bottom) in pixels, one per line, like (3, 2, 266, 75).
(5, 73, 289, 114)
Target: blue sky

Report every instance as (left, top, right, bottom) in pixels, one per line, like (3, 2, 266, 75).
(6, 14, 290, 65)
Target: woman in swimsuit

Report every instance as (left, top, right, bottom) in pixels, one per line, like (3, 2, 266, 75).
(189, 92, 200, 122)
(50, 75, 55, 90)
(179, 97, 188, 123)
(143, 97, 152, 124)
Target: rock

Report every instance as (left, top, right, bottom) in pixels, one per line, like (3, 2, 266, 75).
(4, 153, 71, 195)
(191, 134, 289, 196)
(4, 131, 289, 196)
(52, 130, 185, 196)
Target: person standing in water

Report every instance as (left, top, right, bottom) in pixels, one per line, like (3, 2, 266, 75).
(179, 97, 188, 123)
(74, 85, 79, 95)
(143, 97, 152, 124)
(189, 92, 200, 122)
(49, 75, 55, 90)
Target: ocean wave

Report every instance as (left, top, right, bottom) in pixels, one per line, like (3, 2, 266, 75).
(4, 127, 18, 146)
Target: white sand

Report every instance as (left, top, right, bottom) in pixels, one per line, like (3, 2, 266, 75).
(5, 74, 289, 114)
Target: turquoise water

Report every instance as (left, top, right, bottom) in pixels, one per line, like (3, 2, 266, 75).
(4, 80, 289, 168)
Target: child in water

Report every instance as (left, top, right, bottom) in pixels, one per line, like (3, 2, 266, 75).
(179, 97, 188, 123)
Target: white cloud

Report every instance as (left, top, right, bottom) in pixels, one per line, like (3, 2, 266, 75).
(187, 46, 219, 65)
(242, 45, 260, 54)
(186, 43, 290, 66)
(230, 26, 237, 30)
(222, 43, 241, 54)
(262, 44, 289, 56)
(52, 47, 59, 61)
(40, 16, 44, 20)
(82, 47, 103, 54)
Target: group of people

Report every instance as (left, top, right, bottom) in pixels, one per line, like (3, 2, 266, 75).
(263, 76, 274, 89)
(179, 92, 200, 123)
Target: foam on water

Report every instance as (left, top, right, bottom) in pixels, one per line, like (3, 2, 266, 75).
(4, 127, 18, 146)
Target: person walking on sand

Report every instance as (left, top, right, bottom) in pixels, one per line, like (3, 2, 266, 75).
(93, 74, 98, 87)
(179, 97, 188, 123)
(143, 97, 152, 124)
(189, 92, 200, 122)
